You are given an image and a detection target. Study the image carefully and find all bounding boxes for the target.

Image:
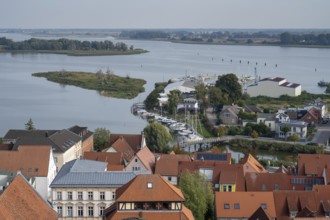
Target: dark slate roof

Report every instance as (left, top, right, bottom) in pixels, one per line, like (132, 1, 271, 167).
(50, 159, 137, 188)
(68, 125, 93, 142)
(13, 137, 55, 151)
(49, 129, 81, 152)
(3, 129, 58, 140)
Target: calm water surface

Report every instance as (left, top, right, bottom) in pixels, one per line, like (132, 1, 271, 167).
(0, 33, 329, 136)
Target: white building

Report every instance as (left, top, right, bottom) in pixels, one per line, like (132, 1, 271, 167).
(163, 80, 196, 95)
(247, 77, 301, 98)
(0, 146, 57, 201)
(275, 120, 308, 140)
(257, 113, 276, 131)
(50, 159, 137, 219)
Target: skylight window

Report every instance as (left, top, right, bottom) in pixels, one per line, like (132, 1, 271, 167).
(261, 203, 267, 209)
(234, 203, 240, 209)
(147, 182, 153, 189)
(224, 203, 230, 209)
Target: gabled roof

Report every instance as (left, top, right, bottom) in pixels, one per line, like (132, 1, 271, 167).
(109, 133, 144, 153)
(116, 174, 185, 202)
(245, 173, 290, 191)
(136, 146, 155, 172)
(0, 174, 58, 220)
(273, 191, 318, 219)
(248, 206, 272, 220)
(239, 154, 267, 175)
(243, 105, 263, 113)
(83, 151, 124, 171)
(212, 164, 245, 190)
(109, 136, 135, 162)
(68, 125, 93, 141)
(49, 129, 81, 152)
(215, 192, 276, 218)
(260, 77, 286, 83)
(50, 159, 136, 188)
(155, 154, 192, 176)
(297, 154, 330, 176)
(106, 205, 194, 220)
(0, 146, 51, 177)
(257, 113, 275, 121)
(3, 129, 58, 140)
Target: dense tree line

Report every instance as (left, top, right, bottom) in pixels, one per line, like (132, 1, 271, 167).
(119, 30, 169, 39)
(0, 37, 132, 51)
(280, 32, 330, 45)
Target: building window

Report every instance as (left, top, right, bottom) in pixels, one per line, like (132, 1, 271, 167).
(54, 157, 58, 163)
(67, 191, 72, 200)
(135, 158, 138, 162)
(234, 203, 240, 209)
(78, 206, 83, 217)
(78, 192, 83, 200)
(57, 192, 62, 200)
(112, 192, 116, 200)
(168, 177, 172, 181)
(100, 192, 105, 200)
(147, 182, 153, 189)
(99, 206, 105, 216)
(224, 203, 230, 209)
(88, 192, 93, 200)
(274, 184, 279, 190)
(67, 206, 73, 217)
(222, 185, 227, 192)
(262, 184, 266, 191)
(57, 206, 62, 217)
(88, 206, 94, 217)
(228, 185, 232, 192)
(261, 203, 267, 209)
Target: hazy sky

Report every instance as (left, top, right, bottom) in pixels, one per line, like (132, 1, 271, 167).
(1, 0, 329, 29)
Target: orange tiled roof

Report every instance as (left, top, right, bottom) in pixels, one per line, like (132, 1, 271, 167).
(83, 151, 124, 170)
(213, 164, 245, 191)
(215, 192, 276, 218)
(240, 154, 267, 174)
(0, 174, 58, 220)
(116, 174, 184, 202)
(110, 136, 135, 162)
(107, 206, 194, 220)
(109, 133, 143, 153)
(155, 154, 192, 176)
(274, 191, 319, 220)
(297, 154, 330, 176)
(245, 173, 291, 191)
(136, 146, 155, 171)
(0, 145, 51, 177)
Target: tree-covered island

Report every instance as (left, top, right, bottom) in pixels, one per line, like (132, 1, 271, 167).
(32, 70, 146, 99)
(0, 37, 147, 56)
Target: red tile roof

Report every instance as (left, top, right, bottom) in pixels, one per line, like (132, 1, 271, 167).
(109, 133, 144, 153)
(0, 146, 51, 177)
(83, 151, 124, 171)
(106, 206, 194, 220)
(215, 192, 276, 218)
(0, 174, 58, 220)
(136, 146, 156, 172)
(155, 154, 192, 176)
(297, 154, 330, 176)
(116, 174, 185, 202)
(246, 173, 291, 191)
(110, 136, 135, 162)
(273, 191, 318, 220)
(239, 154, 267, 175)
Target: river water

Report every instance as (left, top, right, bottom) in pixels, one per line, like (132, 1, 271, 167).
(0, 33, 329, 136)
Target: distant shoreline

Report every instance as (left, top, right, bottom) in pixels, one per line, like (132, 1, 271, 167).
(0, 49, 148, 56)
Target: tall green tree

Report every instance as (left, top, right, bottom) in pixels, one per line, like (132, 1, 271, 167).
(94, 128, 111, 151)
(167, 90, 181, 115)
(143, 121, 172, 152)
(179, 171, 214, 220)
(215, 73, 242, 103)
(280, 126, 291, 140)
(25, 118, 35, 130)
(195, 83, 209, 113)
